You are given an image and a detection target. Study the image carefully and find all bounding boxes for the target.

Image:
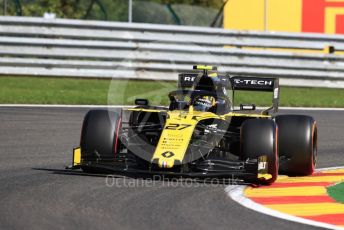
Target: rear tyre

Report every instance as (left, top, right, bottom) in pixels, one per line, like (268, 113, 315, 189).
(80, 110, 122, 172)
(275, 115, 317, 176)
(241, 119, 278, 185)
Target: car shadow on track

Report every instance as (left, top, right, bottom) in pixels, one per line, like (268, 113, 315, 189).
(32, 167, 250, 186)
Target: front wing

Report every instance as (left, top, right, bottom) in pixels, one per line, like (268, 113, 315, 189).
(71, 148, 272, 183)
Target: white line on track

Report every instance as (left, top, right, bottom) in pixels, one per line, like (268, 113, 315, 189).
(279, 107, 344, 111)
(0, 104, 133, 108)
(226, 166, 344, 230)
(1, 104, 344, 111)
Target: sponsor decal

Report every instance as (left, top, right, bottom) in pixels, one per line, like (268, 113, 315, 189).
(178, 73, 198, 88)
(274, 88, 279, 99)
(194, 98, 212, 107)
(234, 79, 273, 86)
(207, 124, 218, 129)
(258, 161, 267, 171)
(231, 77, 275, 91)
(258, 155, 269, 173)
(161, 151, 175, 158)
(183, 76, 196, 82)
(224, 0, 344, 35)
(160, 134, 184, 151)
(302, 0, 344, 34)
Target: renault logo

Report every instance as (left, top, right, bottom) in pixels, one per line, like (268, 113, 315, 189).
(161, 151, 174, 158)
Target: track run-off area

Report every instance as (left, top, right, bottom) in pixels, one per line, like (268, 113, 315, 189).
(0, 105, 343, 230)
(228, 167, 344, 230)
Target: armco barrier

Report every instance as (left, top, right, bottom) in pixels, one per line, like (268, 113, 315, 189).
(1, 16, 344, 88)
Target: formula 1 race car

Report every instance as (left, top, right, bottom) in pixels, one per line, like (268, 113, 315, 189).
(70, 66, 318, 185)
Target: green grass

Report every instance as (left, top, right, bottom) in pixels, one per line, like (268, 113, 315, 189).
(235, 87, 344, 107)
(327, 182, 344, 203)
(1, 76, 344, 107)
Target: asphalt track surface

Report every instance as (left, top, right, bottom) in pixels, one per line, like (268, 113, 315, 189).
(0, 107, 343, 230)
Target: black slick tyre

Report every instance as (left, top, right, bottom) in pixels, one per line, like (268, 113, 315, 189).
(241, 119, 278, 185)
(80, 110, 122, 172)
(275, 115, 317, 176)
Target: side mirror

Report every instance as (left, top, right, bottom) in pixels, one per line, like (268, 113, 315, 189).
(135, 98, 149, 106)
(240, 104, 256, 110)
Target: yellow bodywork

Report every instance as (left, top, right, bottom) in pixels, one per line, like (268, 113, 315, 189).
(258, 173, 273, 180)
(151, 106, 219, 168)
(127, 106, 271, 169)
(194, 65, 215, 70)
(71, 107, 273, 180)
(73, 147, 81, 167)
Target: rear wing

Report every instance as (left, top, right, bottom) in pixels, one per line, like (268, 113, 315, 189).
(230, 76, 279, 113)
(178, 73, 199, 88)
(178, 73, 229, 89)
(178, 65, 218, 88)
(178, 71, 279, 114)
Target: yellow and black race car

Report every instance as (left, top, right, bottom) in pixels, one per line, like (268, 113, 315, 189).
(70, 66, 318, 185)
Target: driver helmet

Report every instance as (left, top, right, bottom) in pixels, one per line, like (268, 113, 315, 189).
(193, 96, 216, 112)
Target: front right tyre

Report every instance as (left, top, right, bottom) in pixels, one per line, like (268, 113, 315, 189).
(241, 119, 278, 185)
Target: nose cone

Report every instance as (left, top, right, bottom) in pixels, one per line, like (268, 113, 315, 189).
(151, 111, 198, 168)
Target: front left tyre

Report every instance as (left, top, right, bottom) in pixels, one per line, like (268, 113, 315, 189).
(80, 110, 122, 168)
